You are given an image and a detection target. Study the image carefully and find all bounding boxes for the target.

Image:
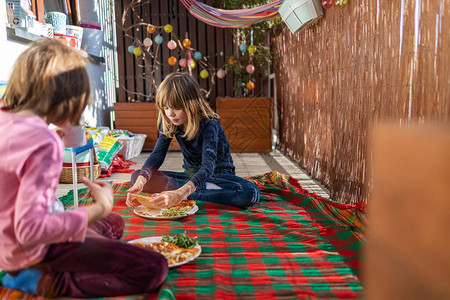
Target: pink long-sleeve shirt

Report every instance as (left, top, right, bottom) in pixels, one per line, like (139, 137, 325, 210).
(0, 110, 88, 271)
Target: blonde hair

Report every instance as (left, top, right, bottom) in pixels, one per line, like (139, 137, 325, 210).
(1, 38, 91, 126)
(155, 73, 218, 140)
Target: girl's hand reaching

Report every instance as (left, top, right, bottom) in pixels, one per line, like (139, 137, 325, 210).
(126, 175, 147, 208)
(148, 181, 196, 209)
(82, 177, 114, 224)
(149, 191, 184, 209)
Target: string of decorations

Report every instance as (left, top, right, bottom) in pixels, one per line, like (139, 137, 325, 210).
(117, 0, 262, 101)
(118, 0, 349, 101)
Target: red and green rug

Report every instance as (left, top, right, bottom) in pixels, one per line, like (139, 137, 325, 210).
(1, 171, 366, 299)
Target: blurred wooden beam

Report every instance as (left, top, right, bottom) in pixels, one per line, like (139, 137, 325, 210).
(366, 124, 450, 300)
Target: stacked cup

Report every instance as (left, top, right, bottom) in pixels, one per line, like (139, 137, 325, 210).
(65, 25, 84, 49)
(44, 11, 67, 34)
(80, 21, 103, 57)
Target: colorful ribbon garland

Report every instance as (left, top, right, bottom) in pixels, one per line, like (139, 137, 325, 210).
(179, 0, 283, 28)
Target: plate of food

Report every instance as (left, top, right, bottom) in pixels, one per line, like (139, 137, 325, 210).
(133, 196, 198, 220)
(129, 232, 201, 268)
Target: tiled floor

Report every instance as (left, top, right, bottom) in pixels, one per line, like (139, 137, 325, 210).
(56, 150, 331, 199)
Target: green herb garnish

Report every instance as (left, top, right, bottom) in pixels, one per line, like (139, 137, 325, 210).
(161, 232, 197, 249)
(158, 207, 188, 217)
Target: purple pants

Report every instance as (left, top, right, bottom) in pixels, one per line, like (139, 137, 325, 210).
(36, 213, 168, 298)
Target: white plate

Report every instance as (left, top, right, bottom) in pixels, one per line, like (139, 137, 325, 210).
(133, 204, 199, 220)
(128, 236, 201, 268)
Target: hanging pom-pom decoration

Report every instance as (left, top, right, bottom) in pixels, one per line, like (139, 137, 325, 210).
(193, 51, 202, 60)
(164, 24, 173, 33)
(133, 47, 142, 56)
(143, 38, 153, 47)
(239, 44, 248, 53)
(246, 81, 255, 90)
(322, 0, 334, 9)
(167, 40, 177, 50)
(128, 45, 136, 54)
(154, 35, 163, 44)
(168, 56, 177, 66)
(246, 64, 255, 74)
(200, 70, 209, 79)
(217, 69, 226, 79)
(248, 45, 256, 54)
(187, 59, 196, 70)
(179, 58, 187, 68)
(228, 57, 235, 65)
(335, 0, 348, 8)
(183, 38, 191, 47)
(147, 25, 155, 34)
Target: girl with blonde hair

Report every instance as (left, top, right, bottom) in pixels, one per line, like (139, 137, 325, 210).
(0, 38, 168, 297)
(127, 72, 260, 209)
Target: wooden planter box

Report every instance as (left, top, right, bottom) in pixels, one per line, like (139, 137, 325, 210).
(216, 97, 273, 153)
(113, 102, 179, 150)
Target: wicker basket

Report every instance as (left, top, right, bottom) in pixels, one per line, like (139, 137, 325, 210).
(59, 149, 101, 183)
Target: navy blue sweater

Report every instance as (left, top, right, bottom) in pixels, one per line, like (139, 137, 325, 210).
(139, 118, 235, 189)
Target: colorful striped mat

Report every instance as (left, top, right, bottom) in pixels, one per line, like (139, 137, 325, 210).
(0, 171, 366, 299)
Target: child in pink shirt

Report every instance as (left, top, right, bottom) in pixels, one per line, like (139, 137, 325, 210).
(0, 38, 168, 297)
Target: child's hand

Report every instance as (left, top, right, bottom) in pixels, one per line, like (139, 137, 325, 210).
(82, 177, 114, 223)
(126, 175, 147, 208)
(149, 181, 195, 208)
(149, 191, 183, 209)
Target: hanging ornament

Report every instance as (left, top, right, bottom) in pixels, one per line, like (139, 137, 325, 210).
(335, 0, 348, 8)
(179, 58, 187, 68)
(167, 40, 177, 50)
(248, 45, 256, 54)
(322, 0, 334, 9)
(217, 69, 226, 79)
(127, 45, 136, 54)
(164, 24, 173, 33)
(239, 44, 248, 53)
(183, 38, 191, 47)
(187, 58, 196, 70)
(168, 56, 177, 66)
(193, 51, 202, 60)
(133, 47, 142, 56)
(246, 81, 255, 90)
(228, 57, 235, 65)
(143, 38, 153, 47)
(246, 64, 255, 74)
(154, 35, 163, 44)
(200, 70, 209, 79)
(147, 25, 155, 34)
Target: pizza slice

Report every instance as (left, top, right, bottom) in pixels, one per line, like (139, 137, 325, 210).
(172, 200, 196, 211)
(132, 241, 200, 266)
(132, 193, 160, 209)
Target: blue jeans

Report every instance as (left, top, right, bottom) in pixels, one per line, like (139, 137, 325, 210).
(131, 170, 260, 208)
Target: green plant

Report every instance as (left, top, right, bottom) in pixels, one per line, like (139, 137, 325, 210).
(215, 0, 282, 97)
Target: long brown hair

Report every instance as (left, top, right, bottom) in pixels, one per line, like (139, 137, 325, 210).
(155, 72, 218, 140)
(1, 38, 91, 125)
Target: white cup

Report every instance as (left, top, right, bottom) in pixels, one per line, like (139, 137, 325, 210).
(61, 123, 86, 148)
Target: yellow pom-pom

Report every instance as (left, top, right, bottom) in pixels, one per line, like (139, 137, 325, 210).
(164, 24, 173, 33)
(133, 47, 142, 56)
(200, 70, 209, 79)
(248, 45, 256, 53)
(188, 59, 196, 70)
